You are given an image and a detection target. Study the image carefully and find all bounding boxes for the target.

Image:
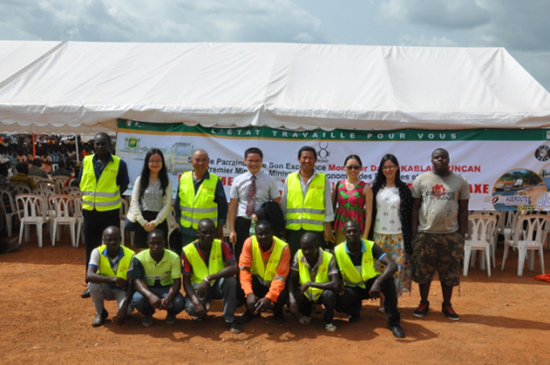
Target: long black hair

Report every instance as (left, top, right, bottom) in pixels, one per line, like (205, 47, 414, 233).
(371, 154, 405, 191)
(139, 148, 169, 203)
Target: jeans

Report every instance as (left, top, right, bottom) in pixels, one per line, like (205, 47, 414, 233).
(131, 286, 185, 316)
(185, 277, 238, 323)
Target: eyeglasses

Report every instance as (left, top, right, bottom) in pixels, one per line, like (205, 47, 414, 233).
(346, 165, 361, 170)
(382, 165, 397, 171)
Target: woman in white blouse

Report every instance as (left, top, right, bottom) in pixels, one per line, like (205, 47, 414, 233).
(127, 148, 172, 249)
(370, 154, 413, 310)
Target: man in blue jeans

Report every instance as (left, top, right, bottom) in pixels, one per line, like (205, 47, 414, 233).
(132, 229, 184, 326)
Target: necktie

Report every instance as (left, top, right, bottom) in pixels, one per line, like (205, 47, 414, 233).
(245, 175, 256, 217)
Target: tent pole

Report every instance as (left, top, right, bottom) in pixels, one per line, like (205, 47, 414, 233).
(75, 135, 79, 162)
(32, 134, 36, 158)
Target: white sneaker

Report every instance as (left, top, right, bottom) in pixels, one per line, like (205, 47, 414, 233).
(299, 316, 311, 325)
(325, 323, 337, 332)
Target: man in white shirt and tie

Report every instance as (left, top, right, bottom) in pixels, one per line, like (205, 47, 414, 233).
(228, 148, 281, 261)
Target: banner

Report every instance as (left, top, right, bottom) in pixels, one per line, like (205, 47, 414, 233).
(116, 119, 550, 211)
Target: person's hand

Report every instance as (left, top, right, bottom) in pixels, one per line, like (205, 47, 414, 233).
(229, 231, 237, 245)
(144, 221, 156, 232)
(148, 293, 161, 308)
(254, 297, 272, 313)
(300, 282, 311, 297)
(324, 225, 335, 243)
(192, 297, 207, 318)
(159, 296, 171, 310)
(113, 277, 128, 290)
(369, 281, 381, 299)
(246, 293, 257, 313)
(197, 279, 210, 298)
(289, 297, 299, 316)
(250, 213, 258, 222)
(117, 302, 128, 326)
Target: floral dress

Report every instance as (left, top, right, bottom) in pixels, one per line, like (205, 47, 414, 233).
(333, 180, 367, 232)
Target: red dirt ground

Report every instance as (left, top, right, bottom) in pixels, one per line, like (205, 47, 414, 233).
(1, 233, 549, 364)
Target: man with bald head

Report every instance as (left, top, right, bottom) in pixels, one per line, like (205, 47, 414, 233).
(86, 226, 135, 327)
(79, 132, 129, 299)
(174, 149, 228, 254)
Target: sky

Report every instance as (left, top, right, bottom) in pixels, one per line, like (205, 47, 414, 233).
(1, 0, 549, 91)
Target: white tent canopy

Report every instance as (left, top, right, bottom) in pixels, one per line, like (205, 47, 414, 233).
(1, 41, 550, 133)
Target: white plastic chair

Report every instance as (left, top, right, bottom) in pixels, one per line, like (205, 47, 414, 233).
(498, 210, 522, 243)
(501, 214, 550, 277)
(37, 180, 57, 193)
(16, 194, 53, 247)
(0, 188, 19, 237)
(14, 184, 32, 194)
(464, 214, 497, 277)
(49, 194, 78, 247)
(74, 197, 84, 248)
(61, 186, 81, 196)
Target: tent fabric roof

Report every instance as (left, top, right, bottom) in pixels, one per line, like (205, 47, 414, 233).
(1, 41, 550, 133)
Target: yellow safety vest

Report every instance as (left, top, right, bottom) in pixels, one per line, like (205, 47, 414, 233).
(80, 155, 122, 211)
(297, 248, 332, 301)
(135, 249, 180, 287)
(285, 172, 326, 231)
(334, 239, 378, 288)
(250, 235, 288, 287)
(97, 244, 134, 281)
(178, 171, 219, 229)
(183, 239, 225, 290)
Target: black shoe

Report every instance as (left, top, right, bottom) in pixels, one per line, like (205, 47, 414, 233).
(224, 320, 244, 334)
(388, 324, 405, 338)
(81, 288, 90, 299)
(273, 314, 284, 324)
(5, 243, 22, 253)
(91, 309, 108, 327)
(413, 300, 429, 318)
(349, 313, 361, 323)
(238, 310, 256, 325)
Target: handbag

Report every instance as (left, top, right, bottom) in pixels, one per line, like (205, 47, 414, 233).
(124, 218, 139, 231)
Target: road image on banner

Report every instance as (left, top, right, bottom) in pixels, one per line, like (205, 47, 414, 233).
(116, 119, 550, 211)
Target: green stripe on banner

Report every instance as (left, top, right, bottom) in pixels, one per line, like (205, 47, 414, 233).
(117, 119, 549, 141)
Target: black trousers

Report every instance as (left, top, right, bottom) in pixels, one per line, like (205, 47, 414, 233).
(248, 275, 288, 317)
(133, 211, 168, 249)
(295, 288, 337, 324)
(83, 208, 119, 277)
(336, 276, 401, 326)
(234, 217, 252, 262)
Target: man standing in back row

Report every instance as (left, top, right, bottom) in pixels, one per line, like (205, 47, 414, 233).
(411, 148, 469, 321)
(281, 146, 334, 256)
(174, 149, 228, 253)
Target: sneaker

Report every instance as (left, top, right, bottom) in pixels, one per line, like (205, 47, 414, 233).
(413, 301, 430, 318)
(142, 314, 153, 327)
(80, 289, 91, 299)
(299, 316, 311, 325)
(442, 303, 460, 321)
(325, 323, 337, 332)
(165, 313, 176, 325)
(388, 324, 405, 338)
(91, 309, 108, 327)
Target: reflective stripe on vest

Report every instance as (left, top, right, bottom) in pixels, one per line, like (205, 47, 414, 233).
(297, 248, 332, 301)
(183, 239, 225, 290)
(334, 239, 378, 288)
(285, 172, 326, 231)
(97, 244, 134, 281)
(250, 235, 288, 287)
(80, 155, 122, 211)
(135, 249, 179, 287)
(178, 172, 219, 229)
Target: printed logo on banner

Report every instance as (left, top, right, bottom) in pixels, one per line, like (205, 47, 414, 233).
(125, 137, 140, 149)
(536, 192, 550, 209)
(534, 145, 550, 161)
(491, 194, 531, 206)
(317, 142, 330, 162)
